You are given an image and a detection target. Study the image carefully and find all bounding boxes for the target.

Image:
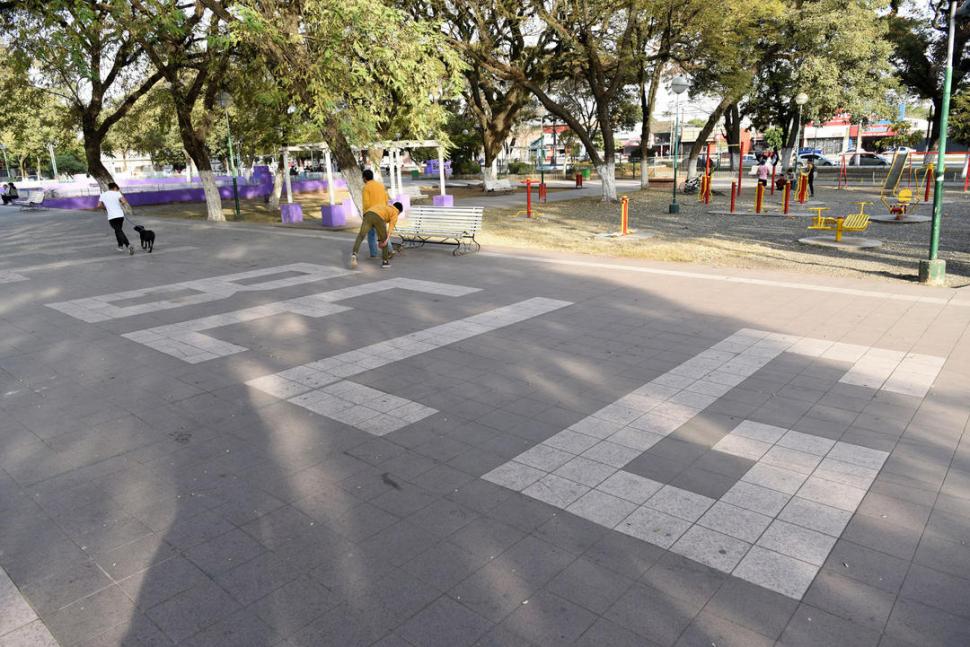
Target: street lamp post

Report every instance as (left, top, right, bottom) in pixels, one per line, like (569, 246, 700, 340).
(792, 92, 808, 171)
(217, 92, 241, 220)
(669, 75, 690, 214)
(920, 0, 970, 285)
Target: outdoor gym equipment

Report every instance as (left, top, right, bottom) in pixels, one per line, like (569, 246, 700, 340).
(806, 207, 872, 242)
(797, 172, 809, 203)
(783, 181, 791, 215)
(755, 183, 765, 214)
(923, 164, 935, 203)
(879, 151, 913, 216)
(730, 182, 737, 213)
(514, 179, 541, 218)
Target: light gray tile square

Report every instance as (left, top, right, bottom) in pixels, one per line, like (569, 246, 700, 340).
(697, 501, 773, 543)
(813, 458, 878, 490)
(515, 445, 576, 472)
(777, 430, 835, 456)
(731, 420, 788, 444)
(566, 490, 638, 528)
(756, 519, 837, 566)
(247, 375, 311, 399)
(580, 441, 642, 468)
(721, 482, 791, 517)
(644, 485, 714, 522)
(542, 430, 601, 454)
(670, 525, 752, 573)
(482, 461, 546, 491)
(742, 463, 808, 495)
(761, 446, 822, 475)
(795, 476, 867, 512)
(608, 427, 665, 451)
(616, 506, 691, 549)
(713, 434, 773, 461)
(554, 457, 617, 487)
(732, 546, 818, 600)
(777, 497, 852, 537)
(826, 442, 889, 471)
(356, 413, 407, 436)
(568, 416, 625, 440)
(523, 474, 590, 508)
(595, 471, 663, 504)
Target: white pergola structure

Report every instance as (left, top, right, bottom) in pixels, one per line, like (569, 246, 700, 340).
(284, 139, 449, 210)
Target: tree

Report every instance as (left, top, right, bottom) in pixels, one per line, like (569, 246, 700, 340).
(875, 119, 922, 150)
(2, 1, 163, 188)
(743, 0, 893, 170)
(887, 0, 970, 150)
(407, 0, 539, 184)
(119, 0, 234, 221)
(201, 0, 462, 216)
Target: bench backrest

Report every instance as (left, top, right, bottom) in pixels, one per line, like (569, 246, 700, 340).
(27, 191, 45, 204)
(406, 206, 484, 234)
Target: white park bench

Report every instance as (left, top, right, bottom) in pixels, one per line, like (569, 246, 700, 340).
(395, 205, 484, 255)
(15, 190, 46, 210)
(483, 178, 514, 192)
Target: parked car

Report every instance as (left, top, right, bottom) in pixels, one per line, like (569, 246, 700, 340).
(878, 147, 916, 163)
(848, 152, 889, 166)
(798, 153, 835, 166)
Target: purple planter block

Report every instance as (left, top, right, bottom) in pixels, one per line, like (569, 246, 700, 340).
(432, 194, 454, 207)
(321, 200, 355, 228)
(280, 203, 303, 224)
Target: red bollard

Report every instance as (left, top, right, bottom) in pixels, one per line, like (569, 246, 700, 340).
(783, 181, 791, 214)
(575, 173, 583, 188)
(755, 183, 764, 214)
(539, 183, 548, 203)
(704, 175, 712, 204)
(924, 166, 933, 203)
(525, 178, 533, 217)
(730, 181, 736, 213)
(770, 167, 776, 195)
(797, 174, 808, 203)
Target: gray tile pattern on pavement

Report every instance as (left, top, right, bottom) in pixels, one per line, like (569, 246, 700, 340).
(1, 209, 969, 646)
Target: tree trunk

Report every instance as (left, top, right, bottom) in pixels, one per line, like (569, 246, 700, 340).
(686, 96, 733, 181)
(639, 62, 664, 188)
(724, 104, 741, 171)
(268, 155, 284, 210)
(197, 169, 224, 221)
(482, 163, 498, 185)
(81, 128, 116, 191)
(325, 119, 365, 216)
(781, 121, 799, 173)
(597, 161, 617, 202)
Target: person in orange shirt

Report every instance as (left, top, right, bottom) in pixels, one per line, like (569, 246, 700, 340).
(362, 168, 390, 258)
(350, 201, 402, 269)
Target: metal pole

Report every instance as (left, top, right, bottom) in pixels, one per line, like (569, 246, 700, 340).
(922, 0, 956, 285)
(437, 146, 445, 196)
(540, 118, 546, 186)
(669, 95, 681, 213)
(224, 112, 241, 219)
(324, 149, 336, 206)
(283, 148, 293, 204)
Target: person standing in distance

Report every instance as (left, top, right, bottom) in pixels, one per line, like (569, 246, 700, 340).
(361, 168, 390, 258)
(98, 182, 134, 255)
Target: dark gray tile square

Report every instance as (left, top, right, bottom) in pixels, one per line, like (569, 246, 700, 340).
(250, 575, 340, 634)
(778, 604, 881, 647)
(146, 579, 242, 643)
(184, 528, 266, 576)
(803, 570, 896, 631)
(704, 577, 797, 639)
(501, 590, 596, 647)
(605, 582, 699, 646)
(398, 596, 492, 647)
(885, 598, 970, 647)
(545, 556, 634, 614)
(676, 611, 774, 647)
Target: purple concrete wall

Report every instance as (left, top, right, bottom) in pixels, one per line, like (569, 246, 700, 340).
(42, 176, 348, 210)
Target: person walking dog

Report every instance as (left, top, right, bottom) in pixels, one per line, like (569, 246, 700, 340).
(97, 182, 134, 255)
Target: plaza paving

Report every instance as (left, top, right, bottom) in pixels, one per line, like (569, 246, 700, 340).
(1, 208, 970, 647)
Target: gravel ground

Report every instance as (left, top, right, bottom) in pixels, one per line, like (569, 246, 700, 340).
(478, 182, 970, 287)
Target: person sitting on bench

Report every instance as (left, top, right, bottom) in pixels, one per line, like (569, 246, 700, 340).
(1, 182, 18, 205)
(350, 201, 403, 270)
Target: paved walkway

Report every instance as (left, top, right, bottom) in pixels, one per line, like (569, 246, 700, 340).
(1, 208, 969, 646)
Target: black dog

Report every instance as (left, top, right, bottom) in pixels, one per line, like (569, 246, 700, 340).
(133, 225, 155, 252)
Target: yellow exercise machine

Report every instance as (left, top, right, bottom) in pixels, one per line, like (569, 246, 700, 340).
(879, 151, 913, 216)
(806, 203, 871, 242)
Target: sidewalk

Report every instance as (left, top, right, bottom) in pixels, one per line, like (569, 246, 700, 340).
(0, 208, 968, 646)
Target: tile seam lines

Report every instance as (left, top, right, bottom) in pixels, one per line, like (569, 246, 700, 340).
(479, 251, 970, 308)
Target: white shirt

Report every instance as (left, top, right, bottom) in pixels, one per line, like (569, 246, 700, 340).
(99, 190, 126, 220)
